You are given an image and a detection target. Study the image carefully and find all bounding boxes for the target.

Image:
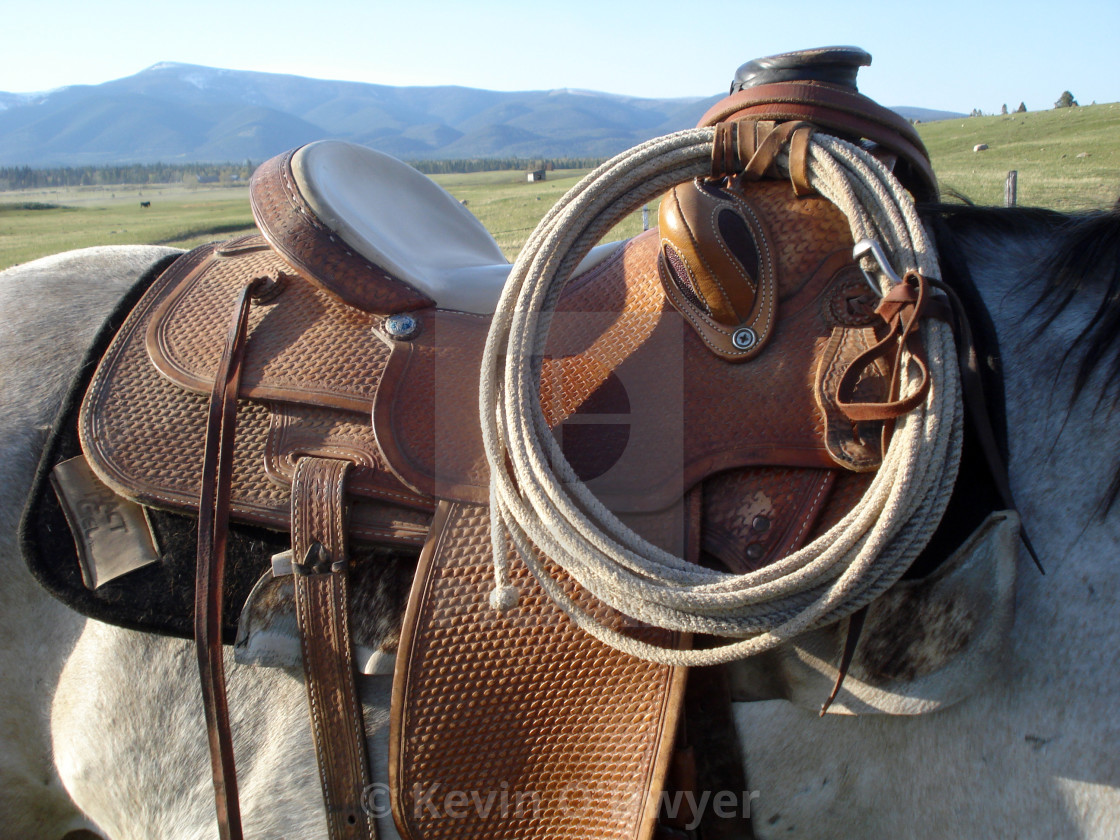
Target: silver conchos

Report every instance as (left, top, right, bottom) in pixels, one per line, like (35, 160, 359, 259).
(383, 313, 421, 340)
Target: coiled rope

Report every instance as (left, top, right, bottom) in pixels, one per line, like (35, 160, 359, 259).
(479, 127, 962, 666)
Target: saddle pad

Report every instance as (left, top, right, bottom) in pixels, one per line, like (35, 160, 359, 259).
(391, 501, 686, 840)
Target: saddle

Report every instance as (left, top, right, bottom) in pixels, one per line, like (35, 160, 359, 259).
(51, 46, 945, 840)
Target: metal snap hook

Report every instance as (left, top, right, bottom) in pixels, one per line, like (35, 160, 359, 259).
(852, 240, 901, 296)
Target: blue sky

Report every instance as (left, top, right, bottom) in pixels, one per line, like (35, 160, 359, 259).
(6, 0, 1118, 113)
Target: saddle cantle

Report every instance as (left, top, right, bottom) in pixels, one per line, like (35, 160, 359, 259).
(42, 45, 951, 840)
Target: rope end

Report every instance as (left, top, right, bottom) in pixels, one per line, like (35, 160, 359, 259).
(489, 585, 520, 613)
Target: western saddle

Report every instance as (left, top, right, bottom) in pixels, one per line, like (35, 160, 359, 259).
(57, 46, 957, 840)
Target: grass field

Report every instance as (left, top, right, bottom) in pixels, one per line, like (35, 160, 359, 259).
(0, 169, 654, 271)
(0, 183, 258, 270)
(918, 102, 1120, 209)
(2, 101, 1117, 272)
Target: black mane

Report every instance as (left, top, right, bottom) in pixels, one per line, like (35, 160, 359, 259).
(925, 202, 1120, 513)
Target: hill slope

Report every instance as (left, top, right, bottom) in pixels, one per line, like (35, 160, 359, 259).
(916, 103, 1120, 209)
(0, 63, 719, 165)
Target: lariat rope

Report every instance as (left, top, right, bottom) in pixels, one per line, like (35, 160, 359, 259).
(479, 127, 962, 666)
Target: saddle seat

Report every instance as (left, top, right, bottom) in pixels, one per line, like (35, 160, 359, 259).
(256, 140, 622, 316)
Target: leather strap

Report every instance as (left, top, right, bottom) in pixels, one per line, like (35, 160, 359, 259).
(196, 277, 264, 840)
(291, 456, 377, 840)
(710, 120, 815, 193)
(698, 81, 937, 202)
(927, 277, 1044, 573)
(836, 271, 934, 425)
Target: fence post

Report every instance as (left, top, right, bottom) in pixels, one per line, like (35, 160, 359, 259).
(1005, 170, 1018, 207)
(642, 205, 650, 231)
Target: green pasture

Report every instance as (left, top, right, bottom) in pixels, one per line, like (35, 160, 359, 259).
(0, 169, 654, 271)
(1, 101, 1117, 272)
(433, 168, 652, 256)
(0, 184, 258, 270)
(918, 102, 1120, 209)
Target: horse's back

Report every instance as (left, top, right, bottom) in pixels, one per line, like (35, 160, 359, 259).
(0, 245, 180, 840)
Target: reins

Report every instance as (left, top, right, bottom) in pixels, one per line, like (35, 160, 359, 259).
(480, 126, 965, 666)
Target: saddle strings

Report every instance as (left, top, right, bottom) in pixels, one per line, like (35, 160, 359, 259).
(480, 127, 963, 666)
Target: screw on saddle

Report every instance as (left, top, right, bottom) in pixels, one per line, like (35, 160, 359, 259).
(59, 46, 953, 840)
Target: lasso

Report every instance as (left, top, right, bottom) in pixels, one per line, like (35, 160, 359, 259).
(480, 127, 962, 666)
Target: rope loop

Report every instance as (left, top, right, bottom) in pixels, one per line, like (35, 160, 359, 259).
(480, 127, 962, 666)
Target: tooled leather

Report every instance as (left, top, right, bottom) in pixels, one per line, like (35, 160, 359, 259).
(84, 184, 881, 536)
(377, 183, 879, 511)
(390, 501, 687, 840)
(80, 242, 432, 545)
(251, 148, 434, 314)
(147, 234, 391, 412)
(291, 457, 377, 840)
(265, 404, 433, 510)
(815, 325, 887, 470)
(701, 467, 835, 573)
(808, 469, 876, 539)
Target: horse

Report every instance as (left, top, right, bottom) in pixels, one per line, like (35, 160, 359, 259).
(3, 190, 1118, 838)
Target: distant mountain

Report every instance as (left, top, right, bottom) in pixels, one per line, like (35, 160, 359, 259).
(0, 63, 722, 166)
(891, 106, 966, 123)
(0, 63, 957, 166)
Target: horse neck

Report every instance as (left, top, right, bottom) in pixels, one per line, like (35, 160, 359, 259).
(947, 209, 1120, 570)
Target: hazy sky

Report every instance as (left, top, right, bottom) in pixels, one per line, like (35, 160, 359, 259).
(5, 0, 1118, 113)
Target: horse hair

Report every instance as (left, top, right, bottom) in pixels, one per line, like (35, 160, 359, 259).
(925, 202, 1120, 513)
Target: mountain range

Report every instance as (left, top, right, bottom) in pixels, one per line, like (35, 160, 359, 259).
(0, 63, 964, 166)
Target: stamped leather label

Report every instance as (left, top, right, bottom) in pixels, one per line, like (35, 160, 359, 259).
(50, 455, 160, 589)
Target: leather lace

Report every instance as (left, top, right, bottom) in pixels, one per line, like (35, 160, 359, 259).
(195, 277, 263, 840)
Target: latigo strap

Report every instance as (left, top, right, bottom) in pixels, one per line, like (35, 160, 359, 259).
(291, 456, 377, 840)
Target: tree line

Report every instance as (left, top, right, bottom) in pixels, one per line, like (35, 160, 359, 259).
(408, 157, 607, 174)
(0, 156, 609, 191)
(0, 162, 256, 190)
(971, 91, 1081, 118)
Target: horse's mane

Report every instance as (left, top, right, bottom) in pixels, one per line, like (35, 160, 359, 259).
(924, 202, 1120, 513)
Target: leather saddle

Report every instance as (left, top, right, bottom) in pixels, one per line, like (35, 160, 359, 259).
(56, 45, 940, 840)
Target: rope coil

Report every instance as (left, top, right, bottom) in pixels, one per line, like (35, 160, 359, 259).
(479, 127, 962, 666)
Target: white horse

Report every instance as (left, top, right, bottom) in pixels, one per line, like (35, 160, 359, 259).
(2, 200, 1119, 838)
